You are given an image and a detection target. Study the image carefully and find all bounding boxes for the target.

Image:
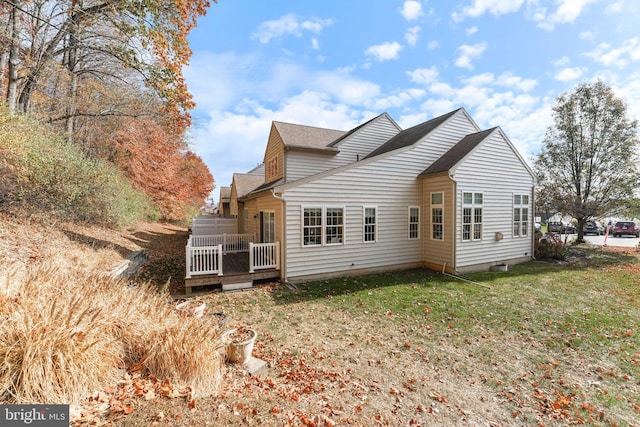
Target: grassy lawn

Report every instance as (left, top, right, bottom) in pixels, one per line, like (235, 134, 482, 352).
(119, 246, 640, 426)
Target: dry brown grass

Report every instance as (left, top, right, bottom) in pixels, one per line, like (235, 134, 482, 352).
(0, 213, 223, 406)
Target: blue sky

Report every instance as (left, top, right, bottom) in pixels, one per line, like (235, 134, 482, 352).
(184, 0, 640, 204)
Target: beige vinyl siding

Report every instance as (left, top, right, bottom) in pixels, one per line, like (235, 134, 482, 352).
(242, 194, 284, 243)
(281, 111, 478, 281)
(452, 131, 534, 270)
(264, 128, 285, 185)
(421, 174, 455, 273)
(229, 185, 239, 217)
(285, 115, 401, 182)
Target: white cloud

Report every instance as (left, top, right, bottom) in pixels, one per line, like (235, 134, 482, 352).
(365, 42, 403, 62)
(536, 0, 598, 31)
(579, 31, 594, 40)
(311, 38, 319, 50)
(427, 40, 439, 50)
(552, 56, 570, 67)
(373, 89, 426, 110)
(407, 66, 439, 84)
(405, 26, 421, 47)
(400, 1, 424, 20)
(554, 67, 586, 82)
(584, 38, 640, 68)
(251, 14, 334, 43)
(605, 0, 624, 14)
(466, 26, 478, 35)
(455, 42, 488, 69)
(452, 0, 524, 22)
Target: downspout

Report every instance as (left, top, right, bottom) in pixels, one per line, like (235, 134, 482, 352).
(271, 188, 287, 282)
(451, 177, 457, 274)
(531, 185, 536, 260)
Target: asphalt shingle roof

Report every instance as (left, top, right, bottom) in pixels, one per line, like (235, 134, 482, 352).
(364, 108, 462, 159)
(419, 127, 497, 176)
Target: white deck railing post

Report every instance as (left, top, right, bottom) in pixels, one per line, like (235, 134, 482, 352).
(249, 242, 255, 273)
(217, 244, 223, 276)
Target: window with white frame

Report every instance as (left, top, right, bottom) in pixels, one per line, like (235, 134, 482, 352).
(302, 207, 345, 246)
(409, 207, 420, 239)
(431, 192, 443, 240)
(303, 207, 322, 246)
(325, 208, 344, 244)
(462, 192, 483, 241)
(363, 207, 377, 242)
(513, 194, 529, 237)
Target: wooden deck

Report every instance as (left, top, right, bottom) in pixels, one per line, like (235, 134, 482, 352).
(184, 252, 280, 293)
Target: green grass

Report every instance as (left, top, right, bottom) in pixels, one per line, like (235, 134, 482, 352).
(202, 246, 639, 426)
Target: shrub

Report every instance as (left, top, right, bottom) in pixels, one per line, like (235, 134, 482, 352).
(0, 108, 157, 227)
(0, 265, 224, 404)
(534, 231, 567, 260)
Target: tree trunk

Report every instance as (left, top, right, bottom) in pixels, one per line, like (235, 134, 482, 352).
(6, 1, 20, 113)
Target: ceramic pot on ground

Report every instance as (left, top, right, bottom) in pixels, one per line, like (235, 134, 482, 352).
(222, 328, 257, 364)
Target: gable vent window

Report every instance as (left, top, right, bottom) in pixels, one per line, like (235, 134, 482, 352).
(462, 192, 483, 241)
(267, 156, 278, 180)
(513, 194, 529, 237)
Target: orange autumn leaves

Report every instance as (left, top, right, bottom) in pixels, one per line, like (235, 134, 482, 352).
(114, 117, 213, 220)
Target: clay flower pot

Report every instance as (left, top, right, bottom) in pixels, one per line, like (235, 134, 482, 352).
(222, 327, 257, 364)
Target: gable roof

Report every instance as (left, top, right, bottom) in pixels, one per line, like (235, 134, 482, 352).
(273, 121, 345, 152)
(233, 173, 265, 199)
(419, 127, 497, 176)
(364, 108, 462, 159)
(219, 186, 231, 202)
(327, 113, 397, 148)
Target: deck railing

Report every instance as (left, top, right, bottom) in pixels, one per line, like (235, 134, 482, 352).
(186, 231, 279, 278)
(249, 242, 280, 273)
(186, 244, 223, 278)
(189, 234, 254, 254)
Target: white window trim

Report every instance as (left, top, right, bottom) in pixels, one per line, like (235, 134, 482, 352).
(431, 192, 444, 241)
(301, 205, 346, 247)
(462, 191, 483, 242)
(513, 194, 530, 237)
(363, 206, 377, 243)
(301, 206, 323, 247)
(408, 206, 420, 240)
(325, 206, 345, 246)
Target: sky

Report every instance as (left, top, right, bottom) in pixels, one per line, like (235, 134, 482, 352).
(184, 0, 640, 204)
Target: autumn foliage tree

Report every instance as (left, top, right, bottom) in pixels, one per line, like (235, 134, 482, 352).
(0, 0, 216, 221)
(113, 116, 213, 221)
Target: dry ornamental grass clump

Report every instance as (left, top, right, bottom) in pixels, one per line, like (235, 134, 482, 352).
(0, 265, 224, 405)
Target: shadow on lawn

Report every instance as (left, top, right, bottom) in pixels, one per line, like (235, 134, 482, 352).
(270, 246, 639, 305)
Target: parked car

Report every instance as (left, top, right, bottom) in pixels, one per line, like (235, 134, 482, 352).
(612, 221, 639, 238)
(547, 221, 575, 234)
(583, 220, 605, 235)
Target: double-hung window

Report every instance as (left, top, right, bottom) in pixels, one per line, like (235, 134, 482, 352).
(431, 192, 443, 240)
(325, 208, 344, 245)
(302, 207, 345, 246)
(303, 207, 322, 246)
(513, 194, 529, 237)
(462, 192, 483, 241)
(408, 207, 420, 239)
(363, 207, 377, 242)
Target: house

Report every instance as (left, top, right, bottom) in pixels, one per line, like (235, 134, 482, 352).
(185, 107, 535, 291)
(217, 186, 231, 217)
